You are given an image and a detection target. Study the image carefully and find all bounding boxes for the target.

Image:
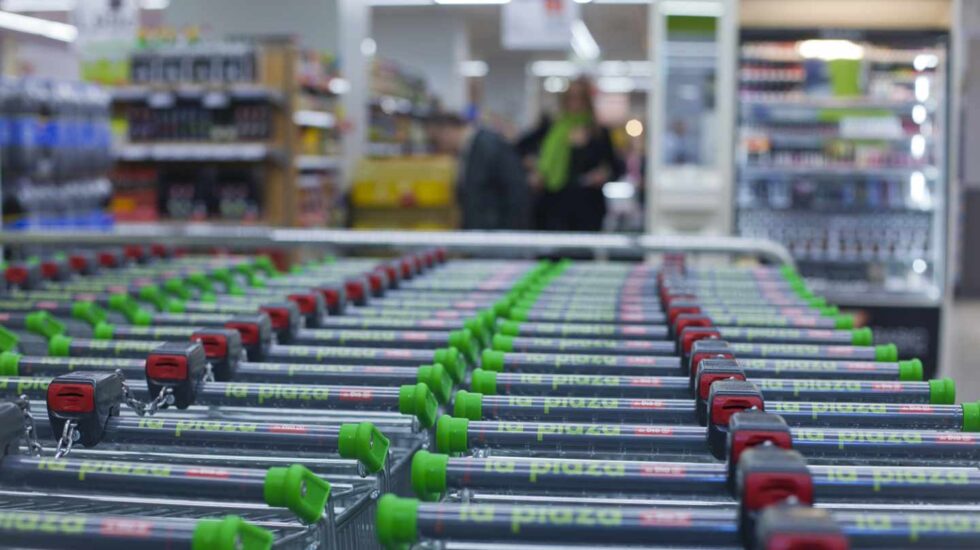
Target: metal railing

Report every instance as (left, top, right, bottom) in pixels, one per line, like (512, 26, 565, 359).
(0, 223, 795, 267)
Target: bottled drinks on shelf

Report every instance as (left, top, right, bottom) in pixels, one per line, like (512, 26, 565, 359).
(0, 78, 113, 228)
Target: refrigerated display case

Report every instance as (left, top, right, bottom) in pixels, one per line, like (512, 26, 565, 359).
(735, 30, 949, 370)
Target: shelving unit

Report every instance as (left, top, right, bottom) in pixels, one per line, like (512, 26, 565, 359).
(735, 30, 949, 366)
(349, 59, 454, 229)
(736, 33, 947, 300)
(108, 41, 345, 228)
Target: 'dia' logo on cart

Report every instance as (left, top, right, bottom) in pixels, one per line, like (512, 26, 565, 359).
(898, 404, 933, 414)
(186, 468, 231, 479)
(99, 518, 152, 537)
(639, 464, 685, 478)
(629, 377, 662, 387)
(938, 433, 975, 444)
(639, 510, 693, 527)
(269, 424, 308, 434)
(871, 382, 902, 392)
(630, 399, 665, 410)
(340, 389, 373, 401)
(634, 426, 673, 437)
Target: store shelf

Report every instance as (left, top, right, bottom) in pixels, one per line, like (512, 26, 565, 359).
(111, 84, 284, 106)
(292, 109, 336, 129)
(741, 165, 936, 178)
(295, 155, 340, 171)
(114, 142, 278, 162)
(741, 96, 935, 110)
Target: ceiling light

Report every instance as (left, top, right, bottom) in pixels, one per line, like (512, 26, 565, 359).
(530, 61, 578, 78)
(573, 0, 594, 3)
(328, 78, 351, 95)
(603, 181, 635, 199)
(459, 60, 489, 78)
(915, 76, 930, 102)
(0, 9, 77, 42)
(597, 76, 635, 94)
(543, 76, 569, 94)
(570, 19, 600, 61)
(797, 39, 864, 61)
(361, 37, 377, 57)
(913, 53, 939, 71)
(625, 119, 644, 137)
(141, 0, 170, 9)
(911, 104, 928, 125)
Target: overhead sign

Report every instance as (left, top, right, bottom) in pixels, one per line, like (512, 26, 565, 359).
(502, 0, 579, 51)
(73, 0, 140, 84)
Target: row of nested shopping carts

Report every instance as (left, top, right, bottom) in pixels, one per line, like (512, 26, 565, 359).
(0, 244, 977, 548)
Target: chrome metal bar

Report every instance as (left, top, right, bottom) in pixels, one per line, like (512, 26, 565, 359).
(0, 224, 795, 266)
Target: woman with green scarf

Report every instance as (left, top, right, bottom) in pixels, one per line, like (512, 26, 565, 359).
(533, 77, 622, 231)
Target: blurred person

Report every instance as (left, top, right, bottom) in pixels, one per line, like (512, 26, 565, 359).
(533, 77, 622, 232)
(429, 112, 530, 230)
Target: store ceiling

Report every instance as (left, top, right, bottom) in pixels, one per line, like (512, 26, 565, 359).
(374, 3, 649, 62)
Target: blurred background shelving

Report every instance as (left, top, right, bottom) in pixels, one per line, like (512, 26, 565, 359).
(735, 31, 948, 307)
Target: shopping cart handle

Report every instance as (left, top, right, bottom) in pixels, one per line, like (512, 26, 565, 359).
(145, 341, 208, 409)
(192, 515, 273, 550)
(707, 380, 765, 459)
(695, 359, 747, 424)
(263, 464, 331, 524)
(0, 400, 27, 456)
(190, 328, 242, 381)
(46, 370, 124, 448)
(688, 339, 735, 379)
(754, 504, 849, 550)
(338, 421, 390, 474)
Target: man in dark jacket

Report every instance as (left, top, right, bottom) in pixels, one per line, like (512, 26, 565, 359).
(429, 113, 530, 230)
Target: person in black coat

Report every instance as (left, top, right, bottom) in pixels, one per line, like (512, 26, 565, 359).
(429, 113, 530, 230)
(531, 77, 623, 232)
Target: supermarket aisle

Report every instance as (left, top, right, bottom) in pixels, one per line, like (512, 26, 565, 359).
(947, 300, 980, 401)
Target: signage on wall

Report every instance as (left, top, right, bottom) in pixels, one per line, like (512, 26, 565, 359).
(72, 0, 140, 84)
(502, 0, 580, 51)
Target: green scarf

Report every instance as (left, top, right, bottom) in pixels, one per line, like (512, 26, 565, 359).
(538, 113, 592, 192)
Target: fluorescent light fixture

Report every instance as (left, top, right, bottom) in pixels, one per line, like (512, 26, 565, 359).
(435, 0, 510, 4)
(141, 0, 170, 9)
(459, 60, 489, 78)
(915, 76, 930, 102)
(573, 0, 593, 3)
(570, 19, 600, 61)
(660, 0, 723, 16)
(543, 76, 569, 94)
(913, 53, 939, 71)
(625, 119, 643, 137)
(912, 104, 928, 125)
(361, 37, 377, 57)
(910, 134, 926, 159)
(0, 9, 77, 42)
(603, 181, 635, 200)
(797, 39, 864, 61)
(1, 0, 75, 11)
(530, 60, 578, 77)
(597, 76, 635, 94)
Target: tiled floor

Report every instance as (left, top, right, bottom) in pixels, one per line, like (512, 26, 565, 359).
(944, 299, 980, 401)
